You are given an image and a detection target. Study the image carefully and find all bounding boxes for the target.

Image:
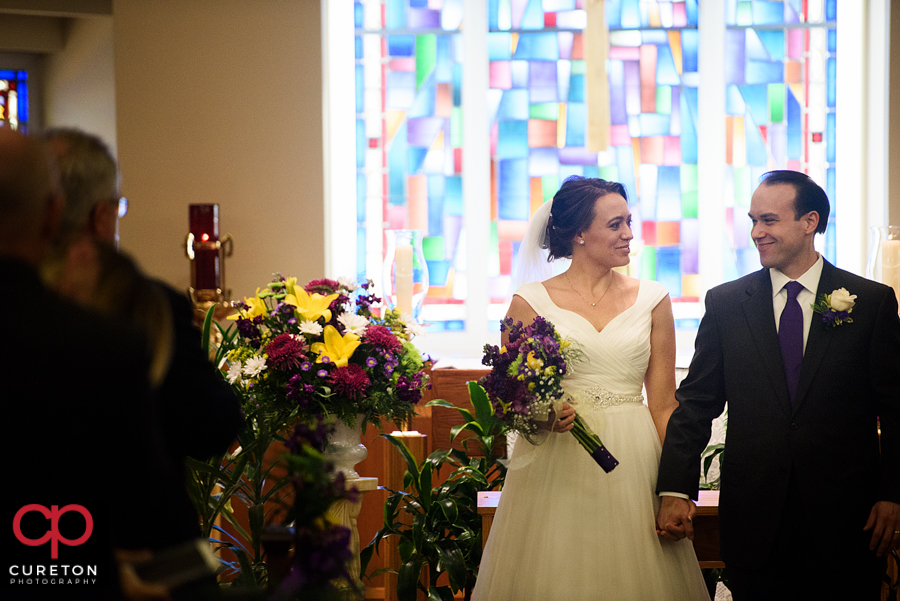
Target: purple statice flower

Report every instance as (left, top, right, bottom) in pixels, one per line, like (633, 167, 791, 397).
(317, 369, 329, 378)
(396, 374, 424, 405)
(286, 419, 331, 454)
(286, 374, 314, 408)
(236, 317, 261, 341)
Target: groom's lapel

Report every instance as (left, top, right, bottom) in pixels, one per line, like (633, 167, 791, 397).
(792, 261, 837, 413)
(741, 269, 792, 416)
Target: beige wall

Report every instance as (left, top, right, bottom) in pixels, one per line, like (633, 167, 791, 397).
(890, 1, 900, 224)
(44, 17, 117, 153)
(112, 0, 324, 298)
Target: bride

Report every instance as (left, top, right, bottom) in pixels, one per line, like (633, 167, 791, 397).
(471, 177, 710, 600)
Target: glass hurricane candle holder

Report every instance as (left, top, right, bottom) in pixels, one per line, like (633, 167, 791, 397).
(866, 226, 900, 308)
(382, 229, 429, 322)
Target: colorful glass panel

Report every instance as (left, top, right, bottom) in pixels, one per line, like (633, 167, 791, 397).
(724, 0, 836, 275)
(356, 1, 465, 332)
(493, 0, 700, 302)
(0, 70, 28, 132)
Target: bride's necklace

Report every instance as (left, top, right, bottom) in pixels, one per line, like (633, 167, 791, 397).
(566, 271, 613, 308)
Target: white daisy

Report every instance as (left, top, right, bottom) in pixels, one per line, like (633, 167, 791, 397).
(226, 361, 243, 385)
(400, 312, 426, 338)
(242, 356, 267, 377)
(298, 320, 324, 336)
(337, 276, 359, 292)
(337, 312, 370, 336)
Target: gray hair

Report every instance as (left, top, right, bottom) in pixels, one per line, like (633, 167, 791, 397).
(42, 127, 119, 239)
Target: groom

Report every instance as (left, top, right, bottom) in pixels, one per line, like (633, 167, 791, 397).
(656, 171, 900, 599)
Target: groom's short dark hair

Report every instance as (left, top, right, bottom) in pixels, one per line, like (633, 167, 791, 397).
(758, 170, 830, 234)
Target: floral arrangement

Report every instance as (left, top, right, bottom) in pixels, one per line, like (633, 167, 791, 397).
(480, 317, 619, 473)
(812, 287, 856, 328)
(224, 275, 430, 429)
(278, 418, 359, 599)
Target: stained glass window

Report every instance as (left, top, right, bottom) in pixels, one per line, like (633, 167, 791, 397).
(0, 70, 28, 132)
(489, 0, 701, 305)
(355, 0, 466, 332)
(723, 0, 836, 278)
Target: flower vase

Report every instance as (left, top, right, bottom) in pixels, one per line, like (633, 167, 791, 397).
(323, 414, 367, 480)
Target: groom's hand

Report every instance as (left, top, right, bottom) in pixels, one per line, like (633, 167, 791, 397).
(863, 500, 900, 557)
(656, 496, 696, 541)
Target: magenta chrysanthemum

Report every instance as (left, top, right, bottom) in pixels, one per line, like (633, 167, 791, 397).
(266, 333, 307, 370)
(364, 325, 402, 351)
(330, 364, 370, 399)
(305, 278, 341, 295)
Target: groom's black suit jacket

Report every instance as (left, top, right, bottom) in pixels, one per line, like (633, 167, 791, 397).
(657, 260, 900, 570)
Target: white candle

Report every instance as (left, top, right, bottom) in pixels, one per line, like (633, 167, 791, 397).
(395, 244, 413, 315)
(882, 240, 900, 305)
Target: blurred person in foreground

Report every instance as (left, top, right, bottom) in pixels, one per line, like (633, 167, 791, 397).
(41, 127, 243, 597)
(0, 127, 172, 600)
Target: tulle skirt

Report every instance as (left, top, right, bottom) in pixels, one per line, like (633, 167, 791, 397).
(472, 403, 710, 601)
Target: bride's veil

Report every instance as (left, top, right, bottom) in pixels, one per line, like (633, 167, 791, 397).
(508, 199, 570, 296)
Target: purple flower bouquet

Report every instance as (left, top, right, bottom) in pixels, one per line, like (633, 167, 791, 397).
(480, 317, 619, 473)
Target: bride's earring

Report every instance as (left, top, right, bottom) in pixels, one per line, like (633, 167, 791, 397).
(578, 239, 585, 245)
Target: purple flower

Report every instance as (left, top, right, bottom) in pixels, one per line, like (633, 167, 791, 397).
(366, 356, 378, 367)
(301, 361, 313, 371)
(317, 369, 328, 377)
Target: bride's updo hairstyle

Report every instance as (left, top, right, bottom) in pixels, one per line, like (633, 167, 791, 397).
(546, 176, 628, 261)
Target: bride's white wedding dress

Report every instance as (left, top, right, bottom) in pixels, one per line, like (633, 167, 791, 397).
(472, 280, 710, 601)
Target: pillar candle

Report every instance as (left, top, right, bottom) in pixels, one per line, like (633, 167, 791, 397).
(395, 244, 413, 315)
(189, 204, 220, 290)
(882, 240, 900, 306)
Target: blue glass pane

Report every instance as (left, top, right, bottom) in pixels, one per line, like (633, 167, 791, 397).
(616, 145, 637, 201)
(739, 85, 769, 125)
(496, 120, 529, 158)
(427, 260, 451, 286)
(786, 88, 801, 160)
(726, 85, 746, 116)
(409, 73, 437, 118)
(521, 0, 544, 30)
(511, 60, 529, 87)
(498, 158, 529, 219)
(680, 91, 698, 164)
(736, 247, 759, 277)
(529, 148, 559, 176)
(826, 0, 837, 21)
(682, 30, 699, 73)
(657, 167, 681, 221)
(757, 30, 785, 61)
(489, 0, 500, 29)
(513, 33, 559, 60)
(828, 29, 836, 53)
(387, 72, 417, 109)
(355, 36, 363, 60)
(0, 70, 14, 79)
(566, 102, 586, 146)
(606, 0, 623, 28)
(354, 2, 363, 28)
(568, 74, 585, 102)
(408, 147, 428, 174)
(386, 0, 406, 29)
(488, 33, 512, 60)
(745, 114, 767, 166)
(356, 228, 366, 282)
(657, 248, 681, 297)
(686, 0, 699, 26)
(746, 30, 770, 62)
(745, 61, 783, 85)
(428, 176, 445, 235)
(388, 35, 415, 57)
(724, 31, 746, 84)
(656, 44, 680, 86)
(497, 89, 529, 119)
(410, 0, 427, 7)
(826, 112, 836, 163)
(753, 1, 784, 25)
(356, 173, 366, 221)
(389, 124, 407, 204)
(355, 65, 364, 113)
(827, 57, 836, 108)
(453, 64, 462, 106)
(446, 176, 463, 215)
(16, 71, 26, 80)
(621, 0, 640, 29)
(530, 61, 558, 102)
(356, 119, 366, 169)
(17, 81, 27, 122)
(640, 113, 671, 136)
(826, 166, 836, 206)
(436, 36, 453, 82)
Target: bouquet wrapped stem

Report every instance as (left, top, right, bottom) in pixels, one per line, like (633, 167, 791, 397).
(570, 414, 619, 473)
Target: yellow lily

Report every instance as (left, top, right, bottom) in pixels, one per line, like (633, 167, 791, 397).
(228, 288, 268, 320)
(310, 325, 360, 368)
(284, 287, 339, 322)
(283, 276, 298, 297)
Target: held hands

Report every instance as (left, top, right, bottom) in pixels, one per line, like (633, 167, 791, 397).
(656, 496, 697, 542)
(863, 500, 900, 557)
(539, 402, 576, 433)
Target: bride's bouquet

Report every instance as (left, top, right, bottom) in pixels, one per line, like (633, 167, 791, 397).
(480, 317, 619, 473)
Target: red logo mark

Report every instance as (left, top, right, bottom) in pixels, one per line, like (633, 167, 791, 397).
(13, 504, 93, 559)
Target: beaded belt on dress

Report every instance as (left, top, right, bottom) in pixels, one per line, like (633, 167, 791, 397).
(569, 385, 644, 410)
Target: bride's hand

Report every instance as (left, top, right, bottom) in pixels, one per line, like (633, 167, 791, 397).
(540, 402, 576, 432)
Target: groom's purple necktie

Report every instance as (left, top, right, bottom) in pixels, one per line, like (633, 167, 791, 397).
(779, 281, 804, 403)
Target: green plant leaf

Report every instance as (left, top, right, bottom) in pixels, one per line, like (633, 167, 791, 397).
(437, 498, 458, 524)
(200, 304, 217, 357)
(428, 585, 454, 601)
(467, 382, 493, 422)
(384, 434, 421, 482)
(397, 557, 425, 601)
(437, 545, 467, 592)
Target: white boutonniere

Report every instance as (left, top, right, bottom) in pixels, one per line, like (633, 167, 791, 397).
(811, 287, 856, 327)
